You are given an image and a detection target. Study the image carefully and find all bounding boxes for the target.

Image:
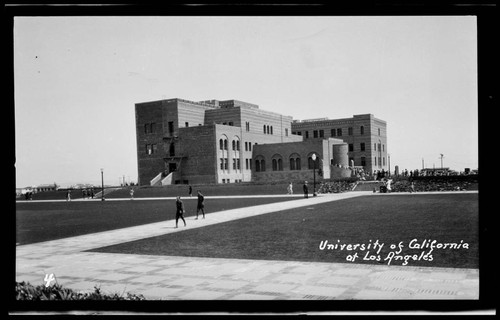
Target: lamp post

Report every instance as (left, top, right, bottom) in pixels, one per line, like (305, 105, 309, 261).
(312, 153, 317, 197)
(100, 168, 105, 201)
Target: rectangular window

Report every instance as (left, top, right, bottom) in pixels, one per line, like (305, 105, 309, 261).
(374, 143, 377, 151)
(305, 131, 309, 139)
(313, 130, 318, 138)
(349, 144, 354, 152)
(168, 121, 174, 136)
(374, 157, 377, 166)
(145, 144, 151, 155)
(360, 143, 365, 151)
(331, 129, 336, 137)
(220, 158, 224, 170)
(361, 156, 366, 166)
(348, 127, 353, 135)
(319, 130, 324, 138)
(237, 159, 241, 170)
(297, 131, 302, 136)
(360, 126, 364, 135)
(383, 144, 385, 152)
(185, 122, 189, 127)
(245, 159, 249, 170)
(233, 159, 236, 170)
(249, 159, 252, 170)
(249, 143, 252, 151)
(224, 158, 228, 170)
(337, 128, 342, 136)
(383, 157, 386, 166)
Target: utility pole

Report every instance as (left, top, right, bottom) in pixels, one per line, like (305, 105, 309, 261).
(101, 168, 105, 201)
(439, 154, 444, 169)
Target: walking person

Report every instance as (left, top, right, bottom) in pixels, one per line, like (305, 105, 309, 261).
(287, 182, 293, 195)
(386, 178, 393, 193)
(196, 191, 205, 219)
(66, 190, 71, 201)
(130, 188, 134, 200)
(410, 181, 416, 193)
(188, 185, 193, 197)
(175, 196, 187, 228)
(303, 181, 309, 198)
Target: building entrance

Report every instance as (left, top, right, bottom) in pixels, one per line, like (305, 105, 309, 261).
(168, 163, 177, 173)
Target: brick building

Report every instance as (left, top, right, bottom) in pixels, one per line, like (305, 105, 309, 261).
(291, 114, 388, 174)
(135, 98, 387, 186)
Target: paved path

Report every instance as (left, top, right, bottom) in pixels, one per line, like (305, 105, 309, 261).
(16, 191, 479, 300)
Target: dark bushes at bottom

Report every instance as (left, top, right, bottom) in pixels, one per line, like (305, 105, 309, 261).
(15, 281, 145, 301)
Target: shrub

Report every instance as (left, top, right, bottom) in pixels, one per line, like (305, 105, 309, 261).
(15, 282, 145, 301)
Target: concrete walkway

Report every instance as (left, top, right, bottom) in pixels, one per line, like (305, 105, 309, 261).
(16, 191, 479, 300)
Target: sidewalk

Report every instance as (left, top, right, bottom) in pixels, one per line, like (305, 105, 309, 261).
(15, 191, 479, 300)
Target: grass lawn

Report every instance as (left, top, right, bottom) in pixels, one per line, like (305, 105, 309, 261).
(89, 193, 479, 269)
(16, 197, 298, 245)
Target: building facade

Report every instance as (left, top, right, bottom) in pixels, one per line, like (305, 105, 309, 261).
(135, 98, 387, 186)
(291, 114, 388, 174)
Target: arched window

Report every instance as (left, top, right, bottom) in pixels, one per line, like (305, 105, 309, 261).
(270, 126, 273, 135)
(236, 140, 240, 151)
(271, 154, 283, 171)
(289, 153, 301, 171)
(308, 154, 319, 170)
(219, 139, 223, 150)
(267, 125, 270, 134)
(263, 125, 266, 134)
(224, 139, 228, 150)
(255, 156, 266, 172)
(308, 157, 314, 169)
(232, 140, 236, 151)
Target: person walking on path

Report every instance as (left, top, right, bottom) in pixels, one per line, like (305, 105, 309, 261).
(287, 182, 293, 195)
(66, 190, 71, 201)
(303, 181, 309, 198)
(196, 191, 205, 219)
(188, 185, 193, 197)
(130, 188, 134, 200)
(175, 196, 187, 228)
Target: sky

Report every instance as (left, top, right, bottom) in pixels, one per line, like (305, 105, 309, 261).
(14, 16, 478, 188)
